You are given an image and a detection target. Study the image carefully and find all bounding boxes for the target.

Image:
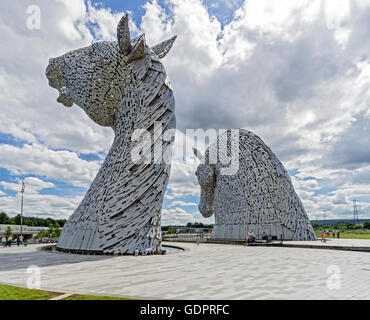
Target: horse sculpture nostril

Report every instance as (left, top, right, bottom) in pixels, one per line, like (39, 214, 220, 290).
(46, 63, 63, 90)
(199, 201, 214, 218)
(57, 93, 74, 107)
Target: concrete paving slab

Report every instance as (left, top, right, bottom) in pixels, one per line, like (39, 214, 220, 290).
(0, 241, 369, 300)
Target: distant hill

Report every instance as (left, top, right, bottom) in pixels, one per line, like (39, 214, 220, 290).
(310, 219, 369, 226)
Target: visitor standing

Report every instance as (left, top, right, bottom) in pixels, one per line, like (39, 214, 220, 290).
(7, 237, 12, 247)
(1, 237, 6, 247)
(247, 232, 256, 245)
(337, 231, 340, 239)
(322, 232, 327, 243)
(251, 232, 256, 243)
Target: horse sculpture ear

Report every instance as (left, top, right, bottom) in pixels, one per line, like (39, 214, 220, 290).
(193, 148, 204, 162)
(152, 36, 177, 59)
(117, 15, 132, 55)
(126, 34, 146, 63)
(117, 15, 145, 62)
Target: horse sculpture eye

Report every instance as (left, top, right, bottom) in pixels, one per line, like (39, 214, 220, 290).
(99, 59, 110, 66)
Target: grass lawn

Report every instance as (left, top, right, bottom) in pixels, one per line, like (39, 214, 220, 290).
(315, 231, 370, 240)
(0, 284, 59, 300)
(62, 294, 133, 300)
(0, 284, 134, 300)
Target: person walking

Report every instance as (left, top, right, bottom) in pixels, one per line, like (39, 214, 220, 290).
(134, 247, 139, 256)
(337, 231, 340, 239)
(7, 236, 12, 247)
(322, 232, 327, 243)
(1, 237, 6, 247)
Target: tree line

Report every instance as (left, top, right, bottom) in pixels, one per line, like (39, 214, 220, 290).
(186, 222, 214, 228)
(312, 221, 370, 230)
(0, 212, 67, 228)
(162, 222, 214, 231)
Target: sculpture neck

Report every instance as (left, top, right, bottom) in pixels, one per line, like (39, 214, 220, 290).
(112, 77, 141, 139)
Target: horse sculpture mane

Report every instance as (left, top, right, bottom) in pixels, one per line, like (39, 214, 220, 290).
(194, 129, 316, 241)
(46, 15, 177, 254)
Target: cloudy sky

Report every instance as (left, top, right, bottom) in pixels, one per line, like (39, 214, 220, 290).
(1, 0, 370, 225)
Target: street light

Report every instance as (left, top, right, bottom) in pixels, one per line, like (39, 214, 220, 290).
(20, 181, 25, 240)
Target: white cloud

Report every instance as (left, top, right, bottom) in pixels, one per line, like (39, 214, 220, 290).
(0, 143, 99, 188)
(0, 0, 114, 155)
(0, 177, 54, 194)
(168, 200, 198, 207)
(151, 0, 370, 220)
(162, 207, 213, 225)
(167, 158, 200, 199)
(0, 192, 82, 219)
(1, 0, 370, 223)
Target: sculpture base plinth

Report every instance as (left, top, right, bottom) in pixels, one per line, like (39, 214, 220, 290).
(211, 223, 316, 241)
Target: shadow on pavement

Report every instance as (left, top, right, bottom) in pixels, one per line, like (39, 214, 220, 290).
(0, 246, 111, 271)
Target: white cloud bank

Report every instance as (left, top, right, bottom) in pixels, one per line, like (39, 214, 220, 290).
(1, 0, 370, 222)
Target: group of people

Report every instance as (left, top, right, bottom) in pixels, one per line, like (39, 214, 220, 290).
(2, 235, 27, 247)
(245, 232, 256, 245)
(133, 247, 167, 256)
(332, 231, 341, 239)
(321, 231, 341, 243)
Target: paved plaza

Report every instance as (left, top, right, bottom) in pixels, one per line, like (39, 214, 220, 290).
(0, 241, 369, 299)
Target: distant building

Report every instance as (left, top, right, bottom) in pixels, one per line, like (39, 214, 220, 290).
(175, 227, 213, 234)
(0, 224, 49, 240)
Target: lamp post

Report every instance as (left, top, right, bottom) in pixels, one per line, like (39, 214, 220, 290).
(20, 181, 25, 240)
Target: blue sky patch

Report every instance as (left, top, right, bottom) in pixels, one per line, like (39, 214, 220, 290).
(0, 133, 27, 148)
(88, 0, 244, 28)
(38, 179, 87, 197)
